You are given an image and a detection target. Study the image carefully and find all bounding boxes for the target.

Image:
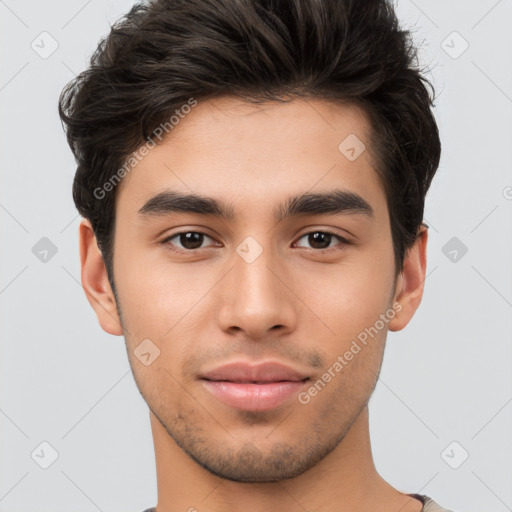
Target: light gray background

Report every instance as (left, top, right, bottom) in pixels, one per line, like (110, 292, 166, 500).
(1, 1, 511, 511)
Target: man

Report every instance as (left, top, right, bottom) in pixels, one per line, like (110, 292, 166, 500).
(59, 0, 452, 510)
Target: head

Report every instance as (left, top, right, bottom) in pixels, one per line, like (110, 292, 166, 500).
(59, 0, 440, 482)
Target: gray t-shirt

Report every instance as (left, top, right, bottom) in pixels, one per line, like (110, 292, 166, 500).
(141, 493, 455, 511)
(411, 493, 455, 511)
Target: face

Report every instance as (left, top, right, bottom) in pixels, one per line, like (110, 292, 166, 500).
(82, 96, 425, 482)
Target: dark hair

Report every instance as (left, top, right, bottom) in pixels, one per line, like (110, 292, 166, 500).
(59, 0, 441, 285)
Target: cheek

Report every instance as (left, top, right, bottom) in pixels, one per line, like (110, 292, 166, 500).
(114, 247, 212, 338)
(128, 359, 191, 422)
(291, 253, 395, 342)
(294, 329, 385, 437)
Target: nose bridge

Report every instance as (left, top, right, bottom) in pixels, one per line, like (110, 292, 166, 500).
(217, 235, 296, 338)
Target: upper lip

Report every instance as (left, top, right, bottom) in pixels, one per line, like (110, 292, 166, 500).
(200, 361, 310, 383)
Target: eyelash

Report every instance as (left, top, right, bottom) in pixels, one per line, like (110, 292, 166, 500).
(160, 230, 350, 255)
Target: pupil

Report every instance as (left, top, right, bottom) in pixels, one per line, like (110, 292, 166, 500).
(181, 232, 203, 249)
(309, 232, 331, 249)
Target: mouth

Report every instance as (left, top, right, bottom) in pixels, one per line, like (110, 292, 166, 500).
(199, 361, 311, 412)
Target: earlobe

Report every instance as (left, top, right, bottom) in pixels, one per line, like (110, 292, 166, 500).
(79, 218, 123, 336)
(388, 224, 428, 332)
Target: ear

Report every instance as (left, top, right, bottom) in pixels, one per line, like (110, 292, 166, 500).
(79, 218, 123, 336)
(388, 224, 428, 332)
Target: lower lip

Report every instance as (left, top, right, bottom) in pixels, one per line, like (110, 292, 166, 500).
(201, 379, 308, 411)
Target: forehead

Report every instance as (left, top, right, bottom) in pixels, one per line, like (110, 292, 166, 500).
(116, 96, 387, 221)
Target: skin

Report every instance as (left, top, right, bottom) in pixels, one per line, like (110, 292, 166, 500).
(80, 96, 428, 512)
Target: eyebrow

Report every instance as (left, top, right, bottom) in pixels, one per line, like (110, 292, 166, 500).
(137, 189, 374, 223)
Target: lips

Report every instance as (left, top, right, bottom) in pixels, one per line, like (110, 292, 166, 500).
(201, 361, 309, 383)
(200, 361, 310, 412)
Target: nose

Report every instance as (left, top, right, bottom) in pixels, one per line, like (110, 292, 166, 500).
(217, 242, 298, 340)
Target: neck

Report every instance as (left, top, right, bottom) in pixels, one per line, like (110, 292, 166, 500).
(149, 406, 423, 512)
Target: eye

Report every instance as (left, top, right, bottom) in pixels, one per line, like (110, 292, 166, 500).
(161, 231, 219, 253)
(161, 229, 350, 255)
(293, 230, 349, 251)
